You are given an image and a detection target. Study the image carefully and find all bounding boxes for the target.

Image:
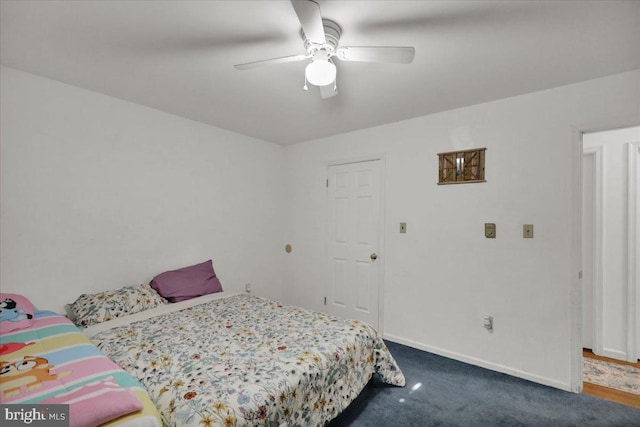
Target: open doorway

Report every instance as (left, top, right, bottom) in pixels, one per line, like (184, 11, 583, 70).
(581, 126, 639, 362)
(580, 126, 640, 407)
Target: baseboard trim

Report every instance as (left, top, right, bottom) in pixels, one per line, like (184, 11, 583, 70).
(383, 334, 572, 392)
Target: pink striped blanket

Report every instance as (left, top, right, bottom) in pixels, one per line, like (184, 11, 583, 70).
(1, 310, 162, 427)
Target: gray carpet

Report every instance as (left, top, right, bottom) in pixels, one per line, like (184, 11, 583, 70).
(328, 341, 640, 426)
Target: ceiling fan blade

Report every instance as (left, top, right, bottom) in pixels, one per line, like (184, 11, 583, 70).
(319, 83, 337, 99)
(234, 54, 309, 70)
(291, 0, 326, 44)
(335, 46, 415, 64)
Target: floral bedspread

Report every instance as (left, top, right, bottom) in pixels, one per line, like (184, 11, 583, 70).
(91, 294, 405, 427)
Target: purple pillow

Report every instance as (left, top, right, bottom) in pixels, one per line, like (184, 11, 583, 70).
(150, 260, 223, 303)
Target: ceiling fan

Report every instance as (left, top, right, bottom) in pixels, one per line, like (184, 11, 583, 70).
(234, 0, 415, 98)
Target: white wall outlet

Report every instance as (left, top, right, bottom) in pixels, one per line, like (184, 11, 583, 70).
(245, 283, 251, 293)
(483, 315, 493, 332)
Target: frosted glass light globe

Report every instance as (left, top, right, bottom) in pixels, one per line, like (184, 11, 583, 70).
(305, 59, 336, 86)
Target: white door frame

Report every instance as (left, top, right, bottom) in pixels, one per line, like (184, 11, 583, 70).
(570, 127, 584, 393)
(582, 145, 604, 356)
(628, 141, 640, 361)
(325, 155, 386, 333)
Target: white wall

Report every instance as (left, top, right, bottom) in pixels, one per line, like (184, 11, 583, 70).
(583, 126, 640, 361)
(0, 66, 287, 313)
(283, 70, 640, 390)
(2, 64, 639, 392)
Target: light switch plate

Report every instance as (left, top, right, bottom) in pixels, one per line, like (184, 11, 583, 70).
(485, 223, 496, 238)
(400, 222, 407, 233)
(523, 224, 534, 238)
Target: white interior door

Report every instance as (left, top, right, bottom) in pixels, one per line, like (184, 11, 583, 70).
(326, 160, 382, 330)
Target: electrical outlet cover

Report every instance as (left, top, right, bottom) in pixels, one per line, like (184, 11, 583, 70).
(484, 223, 496, 238)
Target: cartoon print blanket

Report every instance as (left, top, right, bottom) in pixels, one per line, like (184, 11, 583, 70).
(0, 294, 35, 332)
(0, 310, 162, 427)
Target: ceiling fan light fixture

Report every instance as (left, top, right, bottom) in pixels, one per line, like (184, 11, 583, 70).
(305, 59, 336, 86)
(233, 1, 415, 98)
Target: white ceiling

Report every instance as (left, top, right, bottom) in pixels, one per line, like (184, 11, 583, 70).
(1, 0, 639, 145)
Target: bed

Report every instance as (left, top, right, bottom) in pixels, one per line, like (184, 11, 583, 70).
(0, 293, 163, 427)
(85, 292, 406, 427)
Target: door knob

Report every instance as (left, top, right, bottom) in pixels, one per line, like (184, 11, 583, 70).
(370, 253, 378, 261)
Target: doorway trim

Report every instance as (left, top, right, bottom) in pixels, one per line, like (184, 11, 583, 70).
(582, 145, 604, 357)
(325, 154, 386, 334)
(570, 126, 583, 393)
(628, 141, 640, 361)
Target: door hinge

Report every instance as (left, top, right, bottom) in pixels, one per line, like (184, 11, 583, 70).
(326, 179, 328, 188)
(579, 270, 582, 280)
(324, 297, 327, 305)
